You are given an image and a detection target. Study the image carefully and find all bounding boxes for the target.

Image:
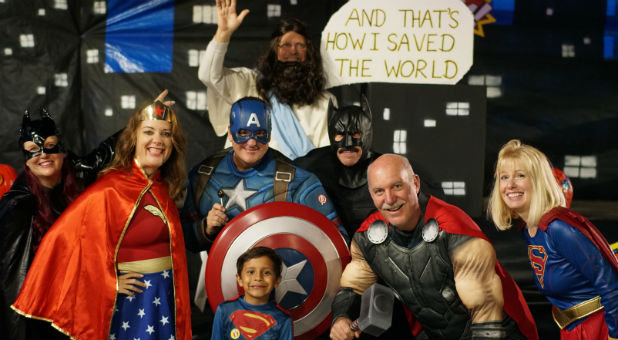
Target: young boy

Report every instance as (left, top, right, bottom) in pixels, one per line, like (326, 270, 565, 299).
(211, 246, 293, 340)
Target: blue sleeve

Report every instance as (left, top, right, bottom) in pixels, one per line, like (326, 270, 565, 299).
(211, 305, 225, 340)
(279, 315, 293, 340)
(292, 172, 349, 242)
(548, 220, 618, 337)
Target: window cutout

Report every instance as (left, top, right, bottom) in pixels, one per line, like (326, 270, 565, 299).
(562, 44, 575, 58)
(188, 49, 200, 67)
(94, 1, 106, 15)
(393, 129, 407, 154)
(186, 91, 207, 110)
(267, 4, 281, 18)
(121, 95, 136, 109)
(54, 0, 68, 10)
(20, 34, 35, 48)
(424, 119, 436, 127)
(467, 74, 503, 98)
(54, 73, 68, 87)
(445, 102, 470, 116)
(441, 181, 466, 196)
(383, 107, 390, 121)
(87, 49, 99, 63)
(564, 155, 597, 179)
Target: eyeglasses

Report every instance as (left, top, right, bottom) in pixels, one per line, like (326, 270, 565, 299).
(278, 42, 307, 51)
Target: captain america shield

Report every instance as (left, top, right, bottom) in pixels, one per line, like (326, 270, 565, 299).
(206, 201, 351, 339)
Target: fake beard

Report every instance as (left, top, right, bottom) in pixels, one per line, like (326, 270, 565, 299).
(270, 61, 317, 106)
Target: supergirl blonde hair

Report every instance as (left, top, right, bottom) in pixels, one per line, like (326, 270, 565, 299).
(487, 139, 565, 230)
(101, 102, 186, 201)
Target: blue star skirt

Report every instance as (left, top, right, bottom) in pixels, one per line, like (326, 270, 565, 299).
(109, 269, 176, 340)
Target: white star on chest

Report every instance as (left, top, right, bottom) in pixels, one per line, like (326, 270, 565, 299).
(275, 260, 308, 302)
(222, 179, 258, 211)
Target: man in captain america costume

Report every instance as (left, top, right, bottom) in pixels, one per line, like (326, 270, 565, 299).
(181, 97, 348, 338)
(181, 96, 348, 252)
(329, 154, 538, 340)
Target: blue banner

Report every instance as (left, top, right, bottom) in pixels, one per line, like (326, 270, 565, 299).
(105, 0, 175, 73)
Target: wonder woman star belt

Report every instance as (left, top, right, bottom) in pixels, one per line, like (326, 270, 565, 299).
(551, 296, 603, 329)
(118, 256, 172, 274)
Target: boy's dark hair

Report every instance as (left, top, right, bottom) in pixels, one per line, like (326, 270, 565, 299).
(236, 246, 283, 278)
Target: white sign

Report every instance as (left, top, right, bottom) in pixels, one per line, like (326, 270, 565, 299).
(321, 0, 474, 88)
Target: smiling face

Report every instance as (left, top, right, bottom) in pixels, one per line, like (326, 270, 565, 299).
(236, 256, 281, 305)
(24, 135, 65, 188)
(228, 130, 269, 172)
(276, 31, 307, 63)
(336, 145, 363, 167)
(134, 120, 173, 176)
(368, 155, 421, 231)
(498, 159, 533, 222)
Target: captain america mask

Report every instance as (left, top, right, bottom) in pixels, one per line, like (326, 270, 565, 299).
(229, 98, 271, 145)
(19, 109, 65, 160)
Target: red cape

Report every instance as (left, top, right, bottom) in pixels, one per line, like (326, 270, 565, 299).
(359, 196, 539, 340)
(539, 206, 618, 273)
(12, 161, 192, 340)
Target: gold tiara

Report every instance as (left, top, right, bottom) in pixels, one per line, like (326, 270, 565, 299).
(140, 101, 172, 122)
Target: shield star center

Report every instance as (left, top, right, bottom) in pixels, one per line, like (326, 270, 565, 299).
(275, 260, 308, 302)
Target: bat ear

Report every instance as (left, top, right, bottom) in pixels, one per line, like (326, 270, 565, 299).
(360, 94, 372, 120)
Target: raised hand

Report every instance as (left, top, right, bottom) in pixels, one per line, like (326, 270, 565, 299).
(154, 89, 176, 107)
(214, 0, 250, 43)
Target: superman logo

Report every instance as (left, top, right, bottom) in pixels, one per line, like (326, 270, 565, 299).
(230, 310, 276, 340)
(528, 245, 548, 288)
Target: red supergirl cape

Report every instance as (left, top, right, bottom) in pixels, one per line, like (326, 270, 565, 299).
(359, 196, 539, 340)
(538, 206, 618, 272)
(12, 161, 192, 340)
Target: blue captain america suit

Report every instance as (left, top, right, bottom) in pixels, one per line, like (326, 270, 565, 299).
(522, 219, 618, 337)
(182, 148, 347, 252)
(182, 97, 347, 251)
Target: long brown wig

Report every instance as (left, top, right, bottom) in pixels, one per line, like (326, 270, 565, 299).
(255, 18, 326, 106)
